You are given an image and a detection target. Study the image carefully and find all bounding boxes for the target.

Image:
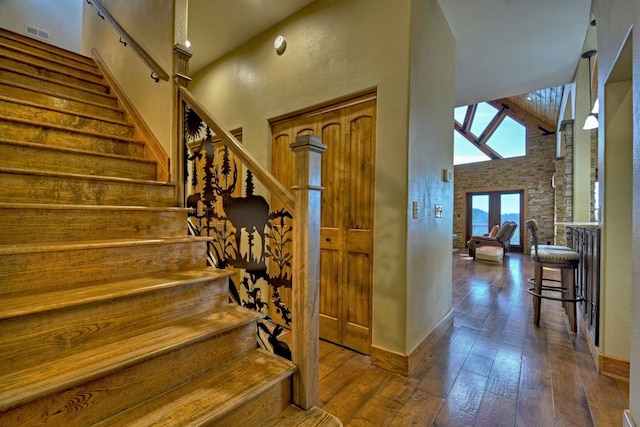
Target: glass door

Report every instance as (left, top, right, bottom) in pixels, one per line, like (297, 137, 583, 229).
(499, 193, 521, 249)
(469, 194, 490, 237)
(466, 190, 523, 251)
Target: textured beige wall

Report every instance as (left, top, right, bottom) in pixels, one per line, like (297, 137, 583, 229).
(190, 0, 454, 355)
(601, 80, 632, 361)
(81, 0, 174, 154)
(573, 58, 594, 222)
(0, 0, 82, 53)
(591, 0, 639, 419)
(405, 0, 455, 351)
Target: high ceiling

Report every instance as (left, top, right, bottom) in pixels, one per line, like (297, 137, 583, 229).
(188, 0, 316, 75)
(188, 0, 592, 110)
(438, 0, 592, 107)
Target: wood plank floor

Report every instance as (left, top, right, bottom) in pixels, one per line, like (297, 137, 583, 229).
(317, 252, 629, 426)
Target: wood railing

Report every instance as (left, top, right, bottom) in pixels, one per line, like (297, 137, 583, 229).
(86, 0, 169, 82)
(177, 87, 325, 410)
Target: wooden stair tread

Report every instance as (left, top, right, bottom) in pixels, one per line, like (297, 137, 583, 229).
(0, 28, 96, 67)
(0, 115, 142, 144)
(0, 138, 153, 166)
(0, 236, 212, 256)
(0, 96, 133, 137)
(0, 138, 155, 163)
(0, 202, 189, 212)
(0, 43, 104, 80)
(92, 349, 296, 427)
(0, 95, 133, 128)
(263, 406, 343, 427)
(0, 267, 232, 320)
(0, 77, 122, 116)
(0, 304, 264, 412)
(0, 166, 170, 185)
(0, 64, 115, 100)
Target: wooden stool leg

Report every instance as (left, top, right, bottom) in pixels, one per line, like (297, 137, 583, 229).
(562, 267, 577, 333)
(533, 262, 543, 326)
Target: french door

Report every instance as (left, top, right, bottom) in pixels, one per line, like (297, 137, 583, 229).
(466, 190, 523, 251)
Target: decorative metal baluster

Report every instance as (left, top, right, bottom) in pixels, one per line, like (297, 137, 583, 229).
(182, 105, 294, 356)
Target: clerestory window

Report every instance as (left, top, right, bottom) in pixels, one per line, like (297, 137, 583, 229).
(454, 102, 526, 165)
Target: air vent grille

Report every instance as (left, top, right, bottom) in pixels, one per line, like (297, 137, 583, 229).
(25, 25, 50, 41)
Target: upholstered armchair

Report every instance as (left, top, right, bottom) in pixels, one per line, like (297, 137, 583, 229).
(467, 221, 517, 258)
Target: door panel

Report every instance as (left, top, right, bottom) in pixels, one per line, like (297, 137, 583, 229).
(320, 121, 343, 229)
(319, 245, 340, 343)
(500, 193, 521, 246)
(271, 95, 376, 354)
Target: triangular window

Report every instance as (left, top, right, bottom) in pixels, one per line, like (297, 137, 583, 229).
(454, 102, 526, 165)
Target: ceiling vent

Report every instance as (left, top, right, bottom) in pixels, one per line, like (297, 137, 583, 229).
(25, 25, 50, 41)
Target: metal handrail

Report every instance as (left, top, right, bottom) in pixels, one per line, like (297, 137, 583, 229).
(86, 0, 169, 82)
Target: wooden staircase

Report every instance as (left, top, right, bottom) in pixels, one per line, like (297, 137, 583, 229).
(0, 28, 339, 426)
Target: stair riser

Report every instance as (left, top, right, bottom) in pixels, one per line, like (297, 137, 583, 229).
(0, 240, 208, 296)
(0, 30, 95, 69)
(211, 380, 292, 427)
(0, 142, 156, 180)
(0, 279, 230, 374)
(0, 324, 258, 426)
(0, 206, 187, 244)
(0, 119, 144, 157)
(0, 99, 133, 138)
(0, 171, 174, 206)
(0, 82, 124, 121)
(0, 68, 116, 107)
(0, 47, 105, 88)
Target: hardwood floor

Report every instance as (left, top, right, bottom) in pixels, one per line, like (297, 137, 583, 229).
(317, 252, 629, 426)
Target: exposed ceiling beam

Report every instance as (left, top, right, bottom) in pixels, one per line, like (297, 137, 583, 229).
(454, 120, 502, 160)
(476, 104, 507, 146)
(487, 99, 555, 135)
(462, 104, 476, 133)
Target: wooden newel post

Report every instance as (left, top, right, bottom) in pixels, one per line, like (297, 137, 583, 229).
(173, 43, 192, 207)
(290, 134, 326, 410)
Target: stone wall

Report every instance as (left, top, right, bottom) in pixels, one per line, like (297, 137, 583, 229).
(453, 128, 557, 251)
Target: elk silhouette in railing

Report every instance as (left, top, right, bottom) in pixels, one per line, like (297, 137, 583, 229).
(216, 168, 271, 267)
(183, 113, 294, 327)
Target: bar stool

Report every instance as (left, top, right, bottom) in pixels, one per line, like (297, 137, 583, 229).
(525, 219, 573, 287)
(525, 219, 583, 332)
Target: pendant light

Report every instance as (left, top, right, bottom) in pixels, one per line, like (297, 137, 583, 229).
(582, 50, 598, 130)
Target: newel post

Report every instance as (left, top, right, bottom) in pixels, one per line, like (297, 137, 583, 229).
(173, 43, 192, 207)
(290, 134, 326, 410)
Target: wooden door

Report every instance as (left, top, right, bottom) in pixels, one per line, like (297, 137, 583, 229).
(271, 96, 376, 354)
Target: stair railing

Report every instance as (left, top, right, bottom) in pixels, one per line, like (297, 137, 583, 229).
(178, 87, 325, 410)
(86, 0, 169, 82)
